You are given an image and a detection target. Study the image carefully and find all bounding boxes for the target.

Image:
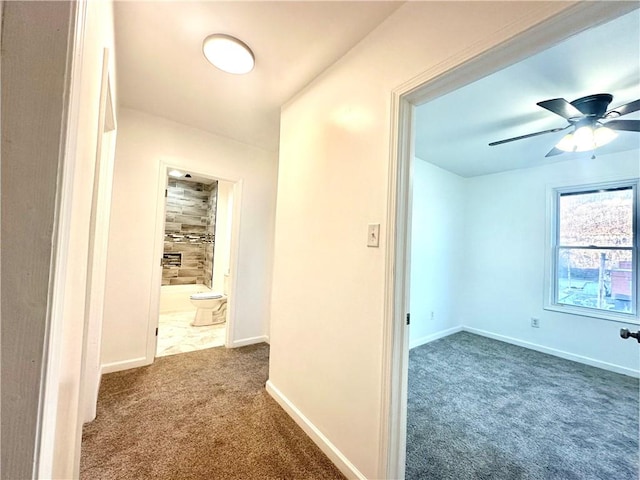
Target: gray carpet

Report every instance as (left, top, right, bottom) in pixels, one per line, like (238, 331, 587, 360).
(81, 344, 345, 479)
(406, 332, 639, 480)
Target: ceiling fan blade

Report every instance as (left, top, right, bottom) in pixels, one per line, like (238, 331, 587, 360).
(545, 147, 565, 158)
(488, 126, 568, 146)
(606, 99, 640, 118)
(537, 98, 583, 119)
(604, 119, 640, 132)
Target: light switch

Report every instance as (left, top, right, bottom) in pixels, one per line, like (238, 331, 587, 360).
(367, 224, 380, 247)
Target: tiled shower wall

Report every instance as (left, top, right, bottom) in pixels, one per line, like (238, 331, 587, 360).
(204, 181, 217, 285)
(162, 178, 218, 287)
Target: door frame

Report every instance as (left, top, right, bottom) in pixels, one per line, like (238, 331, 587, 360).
(146, 161, 243, 362)
(382, 2, 639, 478)
(81, 47, 117, 424)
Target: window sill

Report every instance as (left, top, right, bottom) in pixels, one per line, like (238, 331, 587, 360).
(544, 303, 639, 325)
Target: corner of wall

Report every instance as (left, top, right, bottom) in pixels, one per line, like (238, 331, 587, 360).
(265, 381, 367, 480)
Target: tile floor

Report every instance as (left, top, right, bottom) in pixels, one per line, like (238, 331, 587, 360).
(156, 310, 226, 357)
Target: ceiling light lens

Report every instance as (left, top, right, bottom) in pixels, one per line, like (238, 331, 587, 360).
(556, 133, 576, 152)
(556, 124, 619, 153)
(593, 126, 617, 148)
(168, 170, 184, 178)
(573, 126, 595, 152)
(203, 34, 254, 74)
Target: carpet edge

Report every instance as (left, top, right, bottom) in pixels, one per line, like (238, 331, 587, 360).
(465, 326, 640, 378)
(265, 380, 366, 480)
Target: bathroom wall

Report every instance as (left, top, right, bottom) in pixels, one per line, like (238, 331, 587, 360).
(204, 181, 218, 287)
(162, 178, 217, 287)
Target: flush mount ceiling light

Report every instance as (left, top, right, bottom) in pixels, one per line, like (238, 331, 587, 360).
(202, 34, 254, 75)
(168, 169, 184, 178)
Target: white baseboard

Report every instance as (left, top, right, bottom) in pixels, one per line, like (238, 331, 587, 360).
(409, 325, 462, 349)
(101, 336, 270, 374)
(266, 380, 366, 480)
(232, 335, 269, 348)
(464, 326, 640, 378)
(101, 356, 149, 374)
(83, 374, 101, 424)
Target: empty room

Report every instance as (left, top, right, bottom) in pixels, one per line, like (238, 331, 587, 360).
(406, 10, 639, 480)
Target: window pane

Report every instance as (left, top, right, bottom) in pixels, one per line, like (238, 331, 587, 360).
(559, 188, 633, 247)
(557, 247, 633, 313)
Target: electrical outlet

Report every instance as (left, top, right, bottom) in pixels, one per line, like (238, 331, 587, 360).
(531, 317, 540, 328)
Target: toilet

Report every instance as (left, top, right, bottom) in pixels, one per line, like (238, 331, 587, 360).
(189, 291, 227, 326)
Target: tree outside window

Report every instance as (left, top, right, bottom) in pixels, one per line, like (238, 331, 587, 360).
(554, 183, 636, 317)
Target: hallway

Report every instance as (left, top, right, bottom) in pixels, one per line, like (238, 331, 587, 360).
(81, 344, 344, 479)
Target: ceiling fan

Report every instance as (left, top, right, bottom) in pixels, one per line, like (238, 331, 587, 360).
(489, 93, 640, 157)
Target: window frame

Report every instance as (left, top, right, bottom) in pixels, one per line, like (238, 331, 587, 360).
(544, 178, 639, 324)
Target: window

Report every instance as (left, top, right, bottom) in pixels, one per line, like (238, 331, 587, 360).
(549, 180, 638, 321)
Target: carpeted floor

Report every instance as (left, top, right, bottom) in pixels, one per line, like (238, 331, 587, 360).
(81, 344, 345, 480)
(406, 332, 639, 480)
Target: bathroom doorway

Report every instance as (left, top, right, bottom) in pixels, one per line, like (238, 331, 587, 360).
(155, 168, 236, 357)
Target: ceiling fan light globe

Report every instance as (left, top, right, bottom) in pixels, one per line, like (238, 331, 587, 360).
(594, 126, 617, 147)
(555, 133, 576, 152)
(573, 125, 596, 152)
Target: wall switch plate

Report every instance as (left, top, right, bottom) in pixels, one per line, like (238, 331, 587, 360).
(367, 224, 380, 247)
(531, 317, 540, 328)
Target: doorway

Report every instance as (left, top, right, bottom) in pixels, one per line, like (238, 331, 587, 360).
(155, 171, 235, 357)
(385, 3, 640, 479)
(147, 163, 242, 361)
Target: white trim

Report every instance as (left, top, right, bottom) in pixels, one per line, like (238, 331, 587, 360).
(100, 335, 268, 373)
(544, 303, 640, 325)
(231, 335, 269, 348)
(265, 381, 367, 480)
(379, 89, 413, 480)
(37, 1, 86, 477)
(384, 3, 640, 479)
(464, 326, 640, 379)
(145, 162, 169, 366)
(224, 180, 244, 349)
(81, 47, 117, 424)
(543, 177, 640, 325)
(409, 326, 463, 350)
(100, 357, 148, 375)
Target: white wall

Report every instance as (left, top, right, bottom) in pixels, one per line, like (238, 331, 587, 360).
(36, 0, 119, 477)
(1, 2, 74, 477)
(268, 2, 575, 478)
(409, 159, 465, 347)
(212, 180, 234, 293)
(102, 108, 277, 371)
(460, 151, 640, 374)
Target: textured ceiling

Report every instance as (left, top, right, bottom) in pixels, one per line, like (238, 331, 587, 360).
(414, 9, 640, 178)
(114, 1, 403, 152)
